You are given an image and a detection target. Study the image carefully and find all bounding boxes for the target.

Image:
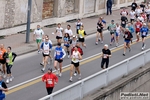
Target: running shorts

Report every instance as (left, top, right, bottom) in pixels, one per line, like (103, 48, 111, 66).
(55, 59, 63, 63)
(42, 53, 49, 57)
(0, 59, 6, 64)
(56, 36, 62, 40)
(97, 29, 103, 33)
(36, 39, 42, 44)
(130, 19, 134, 22)
(71, 61, 79, 67)
(115, 32, 119, 37)
(141, 35, 146, 38)
(110, 32, 115, 35)
(78, 38, 85, 42)
(124, 40, 130, 44)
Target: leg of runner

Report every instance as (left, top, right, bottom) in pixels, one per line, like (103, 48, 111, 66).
(105, 59, 109, 69)
(95, 32, 99, 45)
(58, 61, 62, 77)
(6, 64, 12, 84)
(100, 32, 103, 43)
(101, 59, 105, 69)
(142, 37, 146, 50)
(110, 33, 115, 46)
(2, 64, 6, 78)
(40, 57, 44, 66)
(54, 61, 59, 75)
(37, 42, 41, 53)
(127, 42, 131, 52)
(123, 42, 127, 56)
(67, 47, 70, 58)
(69, 64, 74, 82)
(41, 56, 49, 72)
(76, 66, 81, 80)
(136, 32, 140, 42)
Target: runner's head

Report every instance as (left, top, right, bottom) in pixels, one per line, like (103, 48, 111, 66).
(73, 35, 77, 40)
(80, 25, 84, 30)
(0, 44, 4, 49)
(45, 37, 49, 43)
(111, 20, 114, 24)
(64, 33, 69, 37)
(37, 25, 40, 30)
(7, 46, 11, 52)
(123, 8, 125, 11)
(45, 34, 49, 38)
(77, 19, 81, 22)
(104, 44, 108, 50)
(57, 23, 61, 28)
(74, 46, 78, 51)
(116, 23, 119, 27)
(125, 28, 129, 32)
(48, 68, 52, 74)
(57, 43, 61, 47)
(67, 24, 71, 29)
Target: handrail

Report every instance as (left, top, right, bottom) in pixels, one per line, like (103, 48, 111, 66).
(39, 48, 150, 100)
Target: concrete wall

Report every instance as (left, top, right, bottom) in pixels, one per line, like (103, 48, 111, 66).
(84, 63, 150, 100)
(0, 0, 144, 36)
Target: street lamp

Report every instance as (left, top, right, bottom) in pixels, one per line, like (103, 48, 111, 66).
(26, 0, 32, 43)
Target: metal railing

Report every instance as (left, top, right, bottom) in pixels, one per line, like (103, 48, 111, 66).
(39, 48, 150, 100)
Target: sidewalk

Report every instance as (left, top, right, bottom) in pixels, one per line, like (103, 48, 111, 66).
(2, 8, 131, 55)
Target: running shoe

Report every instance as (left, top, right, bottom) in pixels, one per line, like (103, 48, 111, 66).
(59, 73, 62, 77)
(123, 53, 125, 56)
(95, 42, 98, 45)
(6, 78, 9, 84)
(41, 68, 45, 73)
(68, 55, 70, 58)
(78, 74, 81, 80)
(101, 41, 103, 44)
(98, 38, 101, 41)
(55, 70, 59, 75)
(74, 73, 77, 76)
(40, 63, 44, 66)
(69, 77, 73, 82)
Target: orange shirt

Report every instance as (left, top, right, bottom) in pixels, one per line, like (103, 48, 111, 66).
(0, 49, 6, 60)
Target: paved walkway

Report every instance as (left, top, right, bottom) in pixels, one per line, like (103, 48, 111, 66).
(1, 8, 130, 55)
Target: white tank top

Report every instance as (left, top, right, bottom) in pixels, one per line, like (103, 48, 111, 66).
(72, 51, 79, 63)
(43, 43, 49, 55)
(116, 26, 121, 35)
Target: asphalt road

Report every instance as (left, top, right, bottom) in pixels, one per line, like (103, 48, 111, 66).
(5, 31, 150, 100)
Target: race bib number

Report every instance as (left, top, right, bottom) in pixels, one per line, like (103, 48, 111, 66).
(56, 51, 60, 55)
(103, 54, 108, 58)
(79, 34, 83, 38)
(47, 79, 52, 84)
(137, 25, 140, 28)
(122, 21, 125, 24)
(125, 34, 128, 38)
(6, 58, 10, 63)
(143, 32, 146, 35)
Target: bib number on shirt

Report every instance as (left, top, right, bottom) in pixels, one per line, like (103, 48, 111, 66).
(143, 32, 146, 36)
(56, 51, 60, 55)
(122, 21, 125, 24)
(47, 79, 52, 84)
(79, 34, 83, 38)
(103, 54, 108, 58)
(125, 34, 128, 38)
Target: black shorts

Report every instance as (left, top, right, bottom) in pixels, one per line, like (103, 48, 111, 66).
(42, 53, 49, 57)
(0, 59, 6, 64)
(142, 36, 146, 38)
(55, 59, 63, 63)
(78, 38, 85, 42)
(56, 36, 62, 40)
(97, 29, 102, 33)
(71, 61, 79, 67)
(110, 32, 115, 35)
(130, 19, 134, 22)
(121, 24, 126, 28)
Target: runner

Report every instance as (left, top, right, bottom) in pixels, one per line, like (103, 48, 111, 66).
(64, 25, 73, 39)
(145, 6, 150, 22)
(131, 0, 137, 11)
(63, 33, 71, 58)
(33, 25, 44, 53)
(75, 19, 83, 34)
(78, 25, 87, 48)
(42, 68, 58, 95)
(101, 44, 111, 69)
(0, 44, 7, 78)
(123, 28, 133, 56)
(5, 46, 17, 84)
(115, 23, 121, 47)
(0, 75, 8, 100)
(96, 17, 105, 45)
(126, 23, 134, 43)
(120, 8, 128, 16)
(40, 35, 53, 66)
(71, 42, 83, 76)
(140, 23, 149, 50)
(54, 43, 66, 77)
(107, 20, 116, 46)
(129, 9, 136, 24)
(55, 23, 64, 43)
(138, 14, 144, 22)
(70, 35, 78, 48)
(141, 12, 147, 22)
(40, 37, 52, 72)
(121, 13, 128, 28)
(135, 6, 142, 18)
(69, 46, 82, 82)
(135, 19, 143, 42)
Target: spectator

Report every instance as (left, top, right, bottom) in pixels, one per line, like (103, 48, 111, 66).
(106, 0, 112, 15)
(131, 0, 138, 11)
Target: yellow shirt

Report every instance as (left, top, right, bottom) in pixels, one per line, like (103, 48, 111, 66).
(78, 30, 85, 38)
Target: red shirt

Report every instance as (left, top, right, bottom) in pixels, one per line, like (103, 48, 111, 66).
(135, 22, 142, 32)
(42, 73, 58, 88)
(0, 49, 6, 60)
(71, 47, 83, 55)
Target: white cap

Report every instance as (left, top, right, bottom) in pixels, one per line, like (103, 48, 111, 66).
(143, 23, 146, 26)
(104, 44, 108, 48)
(73, 35, 76, 38)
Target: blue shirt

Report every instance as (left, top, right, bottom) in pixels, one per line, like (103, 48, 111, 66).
(140, 27, 149, 36)
(40, 42, 52, 49)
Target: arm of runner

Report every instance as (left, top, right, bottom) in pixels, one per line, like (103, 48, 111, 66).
(33, 30, 36, 41)
(108, 50, 112, 57)
(42, 75, 46, 82)
(40, 43, 44, 51)
(1, 82, 8, 92)
(12, 52, 17, 62)
(62, 49, 66, 59)
(78, 52, 82, 60)
(54, 75, 58, 84)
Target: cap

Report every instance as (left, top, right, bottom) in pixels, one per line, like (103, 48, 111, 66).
(48, 68, 52, 72)
(143, 23, 146, 26)
(73, 35, 76, 38)
(104, 44, 108, 47)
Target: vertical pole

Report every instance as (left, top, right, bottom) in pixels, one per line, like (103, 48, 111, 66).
(26, 0, 32, 43)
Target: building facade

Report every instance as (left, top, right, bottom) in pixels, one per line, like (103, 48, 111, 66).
(0, 0, 143, 36)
